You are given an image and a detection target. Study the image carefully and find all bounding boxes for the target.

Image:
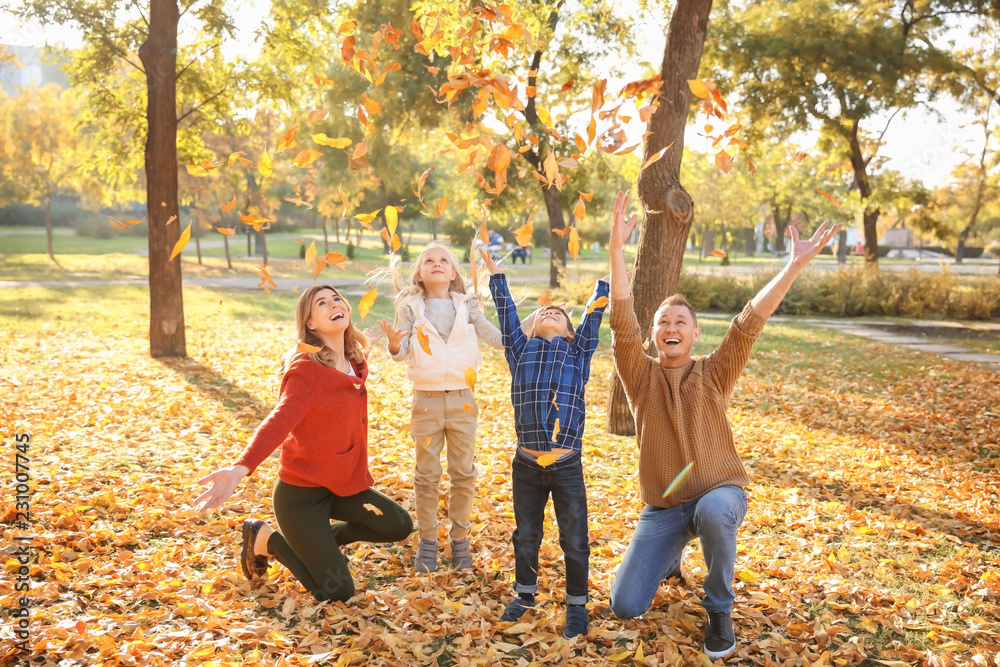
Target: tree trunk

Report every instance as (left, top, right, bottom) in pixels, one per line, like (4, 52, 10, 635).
(606, 0, 714, 436)
(138, 0, 185, 358)
(836, 229, 848, 264)
(847, 122, 879, 266)
(223, 226, 232, 270)
(323, 217, 329, 253)
(956, 110, 990, 264)
(194, 216, 202, 265)
(45, 192, 55, 263)
(743, 227, 754, 256)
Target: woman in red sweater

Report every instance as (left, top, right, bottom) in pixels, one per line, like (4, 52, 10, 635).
(195, 284, 412, 602)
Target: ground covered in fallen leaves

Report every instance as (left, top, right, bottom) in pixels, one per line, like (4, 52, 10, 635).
(2, 285, 999, 666)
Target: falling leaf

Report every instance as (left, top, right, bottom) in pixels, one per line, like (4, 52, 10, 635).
(794, 150, 809, 163)
(536, 453, 559, 467)
(687, 79, 711, 99)
(748, 157, 757, 178)
(278, 127, 297, 152)
(312, 134, 352, 149)
(435, 196, 448, 217)
(166, 215, 177, 225)
(464, 368, 477, 391)
(215, 227, 235, 236)
(586, 296, 609, 314)
(169, 223, 192, 261)
(641, 143, 674, 171)
(415, 327, 432, 355)
(358, 288, 377, 320)
(313, 74, 335, 85)
(284, 198, 313, 209)
(356, 209, 382, 228)
(537, 290, 553, 307)
(326, 252, 349, 270)
(567, 228, 580, 260)
(715, 149, 734, 174)
(258, 150, 273, 177)
(572, 196, 586, 222)
(228, 151, 246, 167)
(662, 461, 694, 498)
(385, 206, 399, 237)
(551, 418, 560, 442)
(292, 149, 323, 168)
(559, 79, 575, 93)
(222, 195, 237, 213)
(362, 503, 383, 516)
(709, 248, 727, 258)
(537, 107, 553, 127)
(185, 164, 210, 177)
(816, 187, 842, 210)
(307, 108, 329, 122)
(304, 241, 317, 267)
(513, 221, 533, 247)
(298, 342, 322, 354)
(542, 152, 561, 191)
(108, 217, 130, 229)
(391, 233, 401, 252)
(477, 221, 489, 245)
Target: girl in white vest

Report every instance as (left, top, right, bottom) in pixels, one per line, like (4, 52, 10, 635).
(378, 243, 502, 572)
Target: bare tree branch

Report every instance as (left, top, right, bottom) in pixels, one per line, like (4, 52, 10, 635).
(177, 87, 227, 124)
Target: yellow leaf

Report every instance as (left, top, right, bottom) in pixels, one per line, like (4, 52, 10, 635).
(513, 222, 533, 247)
(607, 651, 632, 661)
(215, 227, 235, 236)
(385, 206, 398, 236)
(391, 233, 401, 252)
(536, 453, 559, 467)
(258, 149, 273, 177)
(312, 133, 352, 149)
(736, 568, 760, 583)
(170, 223, 192, 261)
(358, 288, 377, 320)
(537, 107, 552, 127)
(278, 127, 297, 152)
(586, 296, 609, 314)
(305, 240, 317, 267)
(356, 209, 382, 228)
(464, 367, 477, 391)
(228, 151, 246, 166)
(551, 418, 560, 442)
(185, 164, 210, 177)
(567, 227, 580, 260)
(292, 149, 323, 167)
(416, 327, 432, 355)
(687, 79, 711, 99)
(222, 195, 236, 213)
(298, 342, 322, 354)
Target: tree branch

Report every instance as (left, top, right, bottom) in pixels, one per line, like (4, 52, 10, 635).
(865, 107, 902, 167)
(176, 44, 218, 80)
(177, 87, 227, 124)
(178, 0, 206, 21)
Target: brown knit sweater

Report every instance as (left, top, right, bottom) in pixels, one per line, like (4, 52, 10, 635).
(610, 296, 767, 508)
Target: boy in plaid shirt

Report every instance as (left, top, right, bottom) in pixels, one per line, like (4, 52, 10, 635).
(479, 247, 609, 639)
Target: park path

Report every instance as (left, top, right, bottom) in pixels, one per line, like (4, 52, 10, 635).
(3, 275, 998, 372)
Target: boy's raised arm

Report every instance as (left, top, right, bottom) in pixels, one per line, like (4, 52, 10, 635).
(481, 247, 527, 360)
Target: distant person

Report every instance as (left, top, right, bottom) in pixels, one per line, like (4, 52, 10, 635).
(480, 246, 609, 639)
(511, 244, 528, 264)
(378, 243, 502, 573)
(194, 285, 412, 602)
(606, 191, 841, 659)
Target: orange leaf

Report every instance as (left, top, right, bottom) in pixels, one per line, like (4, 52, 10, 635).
(391, 233, 401, 252)
(292, 149, 323, 167)
(513, 221, 533, 246)
(169, 223, 192, 261)
(478, 221, 488, 245)
(536, 453, 559, 467)
(464, 367, 477, 391)
(816, 187, 842, 210)
(358, 288, 377, 320)
(362, 503, 384, 516)
(216, 227, 236, 236)
(559, 79, 575, 93)
(298, 342, 322, 354)
(553, 228, 572, 237)
(435, 196, 449, 217)
(537, 290, 553, 307)
(326, 252, 348, 270)
(185, 164, 210, 177)
(567, 227, 580, 260)
(709, 248, 727, 258)
(641, 143, 674, 171)
(586, 296, 609, 314)
(794, 150, 809, 163)
(416, 327, 432, 355)
(572, 196, 586, 222)
(278, 127, 297, 152)
(222, 195, 237, 213)
(463, 403, 472, 412)
(312, 256, 326, 280)
(341, 35, 356, 62)
(687, 79, 711, 99)
(228, 151, 246, 167)
(108, 217, 129, 229)
(307, 108, 329, 122)
(166, 215, 177, 225)
(715, 149, 734, 174)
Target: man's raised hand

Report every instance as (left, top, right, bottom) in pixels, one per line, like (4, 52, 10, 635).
(609, 190, 639, 251)
(788, 220, 843, 268)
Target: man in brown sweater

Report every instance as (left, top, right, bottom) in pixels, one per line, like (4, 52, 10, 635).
(606, 192, 841, 659)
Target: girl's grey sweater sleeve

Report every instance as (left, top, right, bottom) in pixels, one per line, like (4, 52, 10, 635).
(468, 299, 503, 349)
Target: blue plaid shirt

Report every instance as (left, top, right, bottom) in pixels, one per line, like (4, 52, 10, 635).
(489, 274, 609, 453)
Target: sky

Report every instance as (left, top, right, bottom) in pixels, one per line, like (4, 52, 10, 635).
(1, 1, 987, 189)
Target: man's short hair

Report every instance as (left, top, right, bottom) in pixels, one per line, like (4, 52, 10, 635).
(654, 294, 698, 328)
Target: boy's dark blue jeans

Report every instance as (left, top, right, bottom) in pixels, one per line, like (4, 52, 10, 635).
(511, 449, 589, 605)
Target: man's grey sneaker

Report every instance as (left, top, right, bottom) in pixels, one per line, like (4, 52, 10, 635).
(450, 537, 474, 570)
(499, 595, 534, 622)
(562, 603, 589, 638)
(704, 610, 736, 659)
(415, 538, 438, 573)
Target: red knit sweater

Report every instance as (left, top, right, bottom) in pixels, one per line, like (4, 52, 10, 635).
(235, 357, 374, 496)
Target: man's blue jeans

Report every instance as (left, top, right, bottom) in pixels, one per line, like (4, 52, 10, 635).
(610, 485, 747, 618)
(511, 450, 589, 605)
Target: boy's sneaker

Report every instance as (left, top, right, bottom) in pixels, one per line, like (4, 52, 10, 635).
(415, 539, 437, 573)
(450, 537, 474, 570)
(499, 595, 534, 622)
(562, 604, 589, 638)
(703, 611, 736, 659)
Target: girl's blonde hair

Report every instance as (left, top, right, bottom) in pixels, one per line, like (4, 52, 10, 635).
(282, 284, 371, 374)
(395, 243, 468, 306)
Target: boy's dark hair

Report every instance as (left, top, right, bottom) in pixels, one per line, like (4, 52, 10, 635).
(654, 294, 698, 328)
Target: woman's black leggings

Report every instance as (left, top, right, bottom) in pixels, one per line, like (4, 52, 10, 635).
(268, 480, 412, 602)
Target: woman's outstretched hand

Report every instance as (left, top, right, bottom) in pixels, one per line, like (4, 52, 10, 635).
(194, 465, 249, 512)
